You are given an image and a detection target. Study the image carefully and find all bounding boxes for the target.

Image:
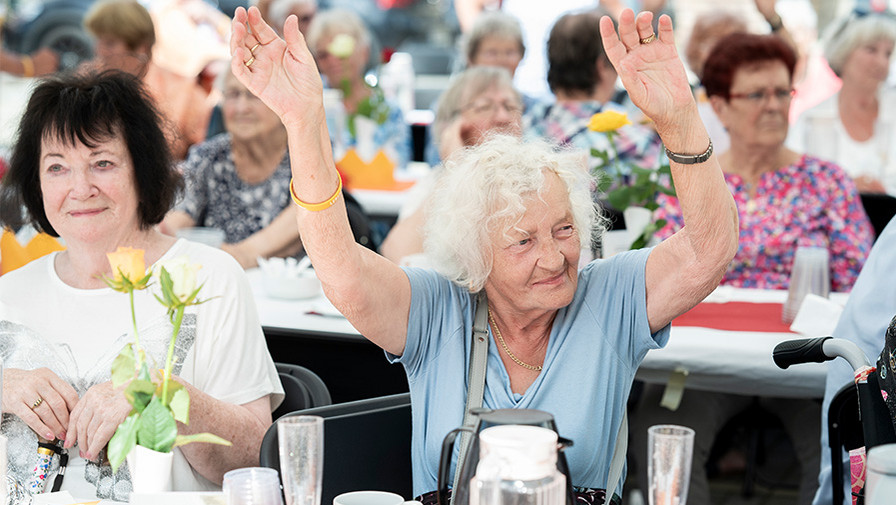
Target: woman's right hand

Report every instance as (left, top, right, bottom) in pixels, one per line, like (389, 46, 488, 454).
(230, 6, 324, 129)
(3, 368, 79, 441)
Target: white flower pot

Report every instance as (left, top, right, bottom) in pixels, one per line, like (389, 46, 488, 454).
(127, 445, 174, 493)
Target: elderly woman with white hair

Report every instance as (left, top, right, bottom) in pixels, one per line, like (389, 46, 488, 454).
(230, 7, 738, 505)
(267, 0, 316, 35)
(305, 8, 411, 167)
(788, 8, 896, 195)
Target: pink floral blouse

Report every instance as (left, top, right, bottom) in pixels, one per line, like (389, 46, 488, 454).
(654, 155, 874, 292)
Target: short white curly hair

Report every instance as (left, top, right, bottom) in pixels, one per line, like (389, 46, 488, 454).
(423, 134, 602, 292)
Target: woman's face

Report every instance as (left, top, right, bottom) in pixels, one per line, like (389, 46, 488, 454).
(472, 36, 523, 77)
(459, 85, 523, 146)
(222, 73, 284, 141)
(93, 36, 150, 76)
(39, 132, 141, 245)
(485, 171, 580, 315)
(713, 60, 792, 150)
(841, 38, 894, 90)
(314, 32, 368, 84)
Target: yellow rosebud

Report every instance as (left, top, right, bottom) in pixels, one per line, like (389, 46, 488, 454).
(327, 34, 356, 59)
(588, 111, 631, 133)
(107, 247, 146, 283)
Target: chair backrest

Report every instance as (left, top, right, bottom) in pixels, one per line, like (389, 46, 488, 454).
(273, 373, 314, 421)
(828, 382, 863, 505)
(859, 193, 896, 242)
(260, 393, 413, 505)
(276, 363, 333, 409)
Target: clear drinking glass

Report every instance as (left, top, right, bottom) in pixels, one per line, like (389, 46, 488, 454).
(223, 467, 284, 505)
(278, 416, 324, 505)
(647, 425, 695, 505)
(782, 246, 830, 324)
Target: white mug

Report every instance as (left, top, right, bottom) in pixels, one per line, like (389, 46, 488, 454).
(333, 491, 422, 505)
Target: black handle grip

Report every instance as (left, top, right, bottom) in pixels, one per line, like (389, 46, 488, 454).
(773, 336, 833, 369)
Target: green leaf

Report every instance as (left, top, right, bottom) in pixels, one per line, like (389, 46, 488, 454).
(158, 267, 177, 308)
(607, 186, 634, 210)
(108, 413, 139, 472)
(125, 379, 155, 413)
(173, 432, 232, 448)
(169, 387, 190, 424)
(111, 345, 136, 388)
(157, 379, 184, 406)
(137, 361, 151, 382)
(136, 397, 178, 453)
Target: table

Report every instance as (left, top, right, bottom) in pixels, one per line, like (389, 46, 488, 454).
(637, 286, 848, 399)
(248, 269, 409, 403)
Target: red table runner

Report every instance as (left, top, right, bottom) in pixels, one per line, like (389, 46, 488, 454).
(673, 301, 795, 333)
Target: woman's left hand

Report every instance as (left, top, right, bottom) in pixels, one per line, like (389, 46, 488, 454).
(599, 9, 694, 132)
(63, 381, 133, 461)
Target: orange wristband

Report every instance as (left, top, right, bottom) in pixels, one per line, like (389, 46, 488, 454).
(290, 176, 342, 211)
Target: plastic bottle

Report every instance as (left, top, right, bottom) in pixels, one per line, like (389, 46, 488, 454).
(380, 52, 415, 117)
(322, 88, 348, 161)
(469, 426, 566, 505)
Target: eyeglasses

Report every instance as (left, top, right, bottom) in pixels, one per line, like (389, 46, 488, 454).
(461, 100, 523, 117)
(728, 87, 795, 105)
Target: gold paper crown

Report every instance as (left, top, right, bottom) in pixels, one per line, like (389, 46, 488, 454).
(1, 229, 65, 275)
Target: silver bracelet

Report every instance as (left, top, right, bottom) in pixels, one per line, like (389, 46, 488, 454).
(665, 139, 713, 165)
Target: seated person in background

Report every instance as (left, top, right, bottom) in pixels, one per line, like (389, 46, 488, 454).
(379, 66, 522, 265)
(461, 11, 530, 108)
(83, 0, 216, 161)
(162, 66, 301, 269)
(1, 47, 59, 77)
(787, 9, 896, 195)
(305, 8, 411, 167)
(0, 71, 283, 501)
(631, 33, 874, 505)
(813, 216, 896, 505)
(524, 9, 662, 182)
(229, 8, 738, 504)
(267, 0, 317, 36)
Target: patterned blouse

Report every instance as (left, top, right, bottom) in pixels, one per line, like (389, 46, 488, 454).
(523, 99, 663, 179)
(175, 134, 292, 244)
(654, 155, 874, 292)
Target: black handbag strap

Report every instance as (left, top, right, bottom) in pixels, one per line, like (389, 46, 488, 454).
(450, 291, 490, 499)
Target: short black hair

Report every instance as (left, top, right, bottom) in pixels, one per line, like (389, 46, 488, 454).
(0, 70, 183, 236)
(547, 10, 611, 95)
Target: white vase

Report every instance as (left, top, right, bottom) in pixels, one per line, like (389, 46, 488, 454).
(127, 444, 174, 493)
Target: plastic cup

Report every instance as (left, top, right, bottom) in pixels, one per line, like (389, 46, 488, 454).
(223, 467, 284, 505)
(278, 416, 324, 505)
(647, 425, 694, 505)
(782, 246, 830, 324)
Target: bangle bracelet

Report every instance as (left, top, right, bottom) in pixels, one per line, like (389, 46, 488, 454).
(665, 139, 713, 165)
(21, 55, 34, 78)
(290, 176, 342, 211)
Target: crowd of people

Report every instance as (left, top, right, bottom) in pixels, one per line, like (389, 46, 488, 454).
(2, 1, 896, 505)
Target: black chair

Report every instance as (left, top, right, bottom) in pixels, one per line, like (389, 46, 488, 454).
(859, 193, 896, 241)
(828, 383, 864, 505)
(260, 393, 413, 505)
(272, 363, 332, 421)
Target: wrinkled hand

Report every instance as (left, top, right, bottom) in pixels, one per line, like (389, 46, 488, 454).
(64, 381, 133, 461)
(230, 6, 324, 128)
(3, 368, 79, 441)
(599, 9, 694, 131)
(855, 175, 887, 194)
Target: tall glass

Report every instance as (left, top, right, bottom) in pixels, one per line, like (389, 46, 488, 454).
(278, 416, 324, 505)
(647, 425, 695, 505)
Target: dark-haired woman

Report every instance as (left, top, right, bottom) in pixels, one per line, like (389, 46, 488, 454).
(0, 71, 282, 501)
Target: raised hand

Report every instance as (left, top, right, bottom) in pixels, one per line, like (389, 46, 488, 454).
(3, 368, 79, 442)
(230, 6, 324, 129)
(599, 9, 694, 131)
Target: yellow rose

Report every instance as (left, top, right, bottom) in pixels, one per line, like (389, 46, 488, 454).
(158, 257, 202, 303)
(107, 247, 146, 282)
(588, 111, 631, 133)
(327, 34, 356, 59)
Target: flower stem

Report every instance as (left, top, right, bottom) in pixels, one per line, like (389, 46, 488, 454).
(162, 305, 185, 405)
(129, 289, 141, 363)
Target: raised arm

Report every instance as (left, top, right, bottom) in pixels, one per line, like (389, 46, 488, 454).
(599, 10, 738, 332)
(230, 7, 410, 355)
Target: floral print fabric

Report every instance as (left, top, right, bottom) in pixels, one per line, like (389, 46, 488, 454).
(655, 155, 874, 292)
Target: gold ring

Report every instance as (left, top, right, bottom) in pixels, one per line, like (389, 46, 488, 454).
(244, 56, 256, 67)
(30, 397, 44, 410)
(639, 34, 656, 44)
(250, 43, 261, 54)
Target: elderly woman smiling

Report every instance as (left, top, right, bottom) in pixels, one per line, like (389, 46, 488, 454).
(0, 71, 282, 501)
(230, 7, 737, 504)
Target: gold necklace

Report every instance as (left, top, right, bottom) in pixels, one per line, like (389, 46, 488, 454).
(488, 309, 543, 371)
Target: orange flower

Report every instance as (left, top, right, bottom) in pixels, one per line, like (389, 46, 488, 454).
(107, 247, 146, 283)
(588, 111, 631, 133)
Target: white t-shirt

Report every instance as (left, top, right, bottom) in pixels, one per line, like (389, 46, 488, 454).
(0, 238, 283, 500)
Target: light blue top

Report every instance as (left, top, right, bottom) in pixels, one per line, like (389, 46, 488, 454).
(813, 216, 896, 505)
(390, 248, 669, 496)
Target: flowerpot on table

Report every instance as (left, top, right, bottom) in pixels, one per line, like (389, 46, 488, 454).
(128, 445, 174, 493)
